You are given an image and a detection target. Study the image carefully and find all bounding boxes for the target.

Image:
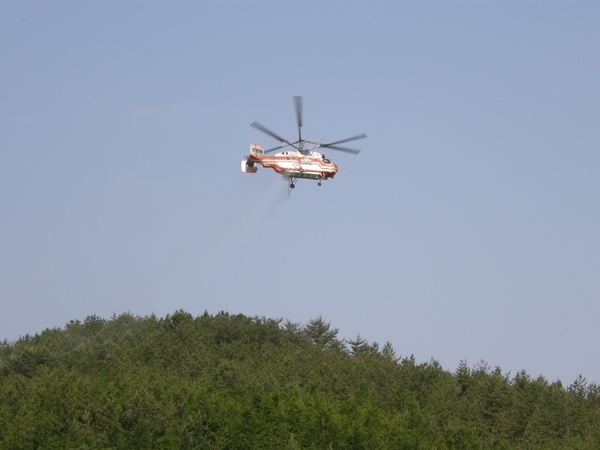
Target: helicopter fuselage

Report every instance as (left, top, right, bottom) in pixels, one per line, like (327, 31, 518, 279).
(241, 144, 338, 181)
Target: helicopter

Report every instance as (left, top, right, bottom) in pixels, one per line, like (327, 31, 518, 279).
(241, 96, 366, 192)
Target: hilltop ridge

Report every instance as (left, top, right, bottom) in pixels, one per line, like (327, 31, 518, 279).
(1, 310, 599, 448)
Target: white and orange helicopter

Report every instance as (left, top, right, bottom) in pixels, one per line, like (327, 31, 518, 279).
(241, 96, 366, 192)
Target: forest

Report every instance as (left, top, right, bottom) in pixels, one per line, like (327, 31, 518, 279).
(1, 310, 599, 449)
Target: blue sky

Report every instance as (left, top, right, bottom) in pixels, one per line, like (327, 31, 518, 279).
(2, 1, 599, 385)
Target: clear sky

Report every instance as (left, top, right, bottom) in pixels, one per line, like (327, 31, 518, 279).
(2, 1, 599, 385)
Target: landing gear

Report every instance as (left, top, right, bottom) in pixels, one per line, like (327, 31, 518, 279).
(286, 176, 323, 195)
(288, 177, 299, 197)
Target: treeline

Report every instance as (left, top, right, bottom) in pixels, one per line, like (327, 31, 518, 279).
(1, 311, 599, 449)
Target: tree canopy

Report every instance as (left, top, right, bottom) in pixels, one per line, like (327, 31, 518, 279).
(1, 311, 599, 449)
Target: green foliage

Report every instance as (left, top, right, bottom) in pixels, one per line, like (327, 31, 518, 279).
(1, 311, 599, 448)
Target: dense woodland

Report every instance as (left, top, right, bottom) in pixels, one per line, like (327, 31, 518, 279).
(1, 311, 599, 449)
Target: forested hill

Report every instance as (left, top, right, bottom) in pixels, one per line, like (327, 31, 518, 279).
(1, 311, 599, 449)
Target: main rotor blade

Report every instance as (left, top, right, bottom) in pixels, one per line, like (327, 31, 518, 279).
(294, 96, 303, 141)
(320, 144, 361, 155)
(264, 144, 286, 154)
(250, 121, 295, 147)
(321, 133, 367, 148)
